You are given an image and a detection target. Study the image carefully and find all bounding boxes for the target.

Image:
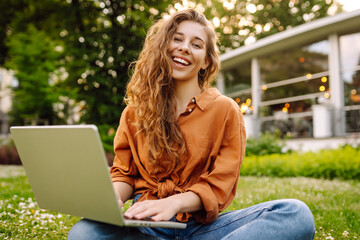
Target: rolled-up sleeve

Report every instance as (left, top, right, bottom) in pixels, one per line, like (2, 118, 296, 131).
(187, 103, 246, 224)
(110, 107, 138, 187)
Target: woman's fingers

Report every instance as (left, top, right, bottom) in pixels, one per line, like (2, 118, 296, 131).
(124, 199, 176, 221)
(125, 200, 158, 219)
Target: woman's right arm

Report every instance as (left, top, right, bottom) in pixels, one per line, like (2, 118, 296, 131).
(113, 181, 134, 208)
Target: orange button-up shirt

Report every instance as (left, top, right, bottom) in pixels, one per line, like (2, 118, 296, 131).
(110, 88, 246, 224)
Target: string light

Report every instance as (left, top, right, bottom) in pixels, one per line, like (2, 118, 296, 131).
(321, 77, 328, 83)
(240, 103, 248, 113)
(319, 86, 326, 92)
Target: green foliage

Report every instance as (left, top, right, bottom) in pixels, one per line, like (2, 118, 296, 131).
(245, 131, 288, 156)
(5, 25, 62, 125)
(241, 146, 360, 180)
(197, 0, 341, 52)
(97, 124, 116, 154)
(37, 0, 172, 126)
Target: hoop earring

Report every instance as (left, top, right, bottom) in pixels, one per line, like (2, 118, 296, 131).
(199, 68, 207, 77)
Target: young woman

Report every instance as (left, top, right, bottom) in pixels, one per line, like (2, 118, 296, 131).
(68, 9, 315, 240)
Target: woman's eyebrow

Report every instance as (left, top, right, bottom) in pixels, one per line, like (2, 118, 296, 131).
(175, 32, 205, 43)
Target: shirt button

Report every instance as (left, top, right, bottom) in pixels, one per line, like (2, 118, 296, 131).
(192, 98, 195, 103)
(189, 108, 193, 112)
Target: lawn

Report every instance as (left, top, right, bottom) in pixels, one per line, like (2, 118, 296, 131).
(1, 165, 359, 239)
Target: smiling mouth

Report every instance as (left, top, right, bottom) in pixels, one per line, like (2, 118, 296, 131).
(172, 57, 190, 66)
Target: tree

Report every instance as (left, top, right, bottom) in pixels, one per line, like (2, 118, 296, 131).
(6, 25, 62, 125)
(56, 0, 172, 125)
(1, 0, 172, 127)
(173, 0, 342, 53)
(0, 0, 344, 130)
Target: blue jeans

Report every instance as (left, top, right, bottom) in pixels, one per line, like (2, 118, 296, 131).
(68, 198, 315, 240)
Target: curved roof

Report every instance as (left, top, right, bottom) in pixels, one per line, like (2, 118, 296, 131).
(220, 9, 360, 70)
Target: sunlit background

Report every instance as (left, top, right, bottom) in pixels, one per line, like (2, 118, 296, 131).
(0, 0, 359, 142)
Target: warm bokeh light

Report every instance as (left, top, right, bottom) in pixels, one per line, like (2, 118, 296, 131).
(321, 77, 328, 83)
(299, 57, 305, 63)
(244, 36, 256, 45)
(306, 73, 312, 79)
(246, 98, 252, 105)
(351, 89, 357, 95)
(285, 103, 290, 108)
(223, 26, 233, 34)
(240, 103, 248, 113)
(262, 85, 268, 91)
(319, 86, 326, 92)
(223, 1, 235, 10)
(324, 92, 330, 98)
(246, 3, 257, 13)
(212, 17, 220, 28)
(264, 23, 271, 32)
(238, 29, 249, 36)
(174, 3, 182, 10)
(235, 98, 241, 103)
(282, 107, 288, 113)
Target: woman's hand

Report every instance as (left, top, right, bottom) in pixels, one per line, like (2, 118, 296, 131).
(124, 192, 203, 221)
(124, 198, 179, 221)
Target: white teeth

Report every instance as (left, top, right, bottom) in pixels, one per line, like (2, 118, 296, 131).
(173, 57, 190, 66)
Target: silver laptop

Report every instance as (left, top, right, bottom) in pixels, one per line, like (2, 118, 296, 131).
(10, 125, 186, 229)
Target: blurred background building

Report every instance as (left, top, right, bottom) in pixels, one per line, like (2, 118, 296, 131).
(218, 9, 360, 149)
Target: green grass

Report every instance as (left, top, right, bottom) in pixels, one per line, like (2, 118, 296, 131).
(1, 166, 359, 239)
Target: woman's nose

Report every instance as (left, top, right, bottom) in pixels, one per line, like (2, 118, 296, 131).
(178, 43, 190, 54)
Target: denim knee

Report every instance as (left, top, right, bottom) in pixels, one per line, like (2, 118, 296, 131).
(222, 199, 315, 240)
(284, 199, 315, 239)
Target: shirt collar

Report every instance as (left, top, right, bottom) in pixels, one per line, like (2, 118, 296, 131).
(194, 88, 221, 111)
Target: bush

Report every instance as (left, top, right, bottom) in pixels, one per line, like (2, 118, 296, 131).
(241, 145, 360, 180)
(245, 132, 290, 156)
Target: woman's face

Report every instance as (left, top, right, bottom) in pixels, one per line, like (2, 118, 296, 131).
(168, 20, 209, 84)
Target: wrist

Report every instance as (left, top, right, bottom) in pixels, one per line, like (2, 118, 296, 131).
(167, 191, 202, 213)
(168, 195, 183, 213)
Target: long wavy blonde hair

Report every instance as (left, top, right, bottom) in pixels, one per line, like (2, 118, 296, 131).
(125, 9, 220, 169)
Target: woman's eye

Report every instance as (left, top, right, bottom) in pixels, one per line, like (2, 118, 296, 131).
(174, 37, 182, 42)
(193, 43, 201, 48)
